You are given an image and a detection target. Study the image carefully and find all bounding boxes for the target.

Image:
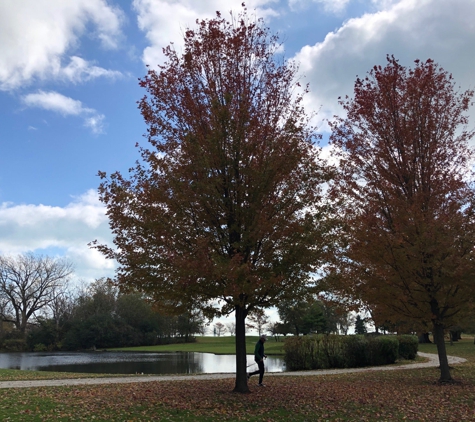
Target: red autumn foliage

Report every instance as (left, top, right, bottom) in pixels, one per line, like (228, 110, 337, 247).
(92, 10, 330, 393)
(328, 56, 475, 382)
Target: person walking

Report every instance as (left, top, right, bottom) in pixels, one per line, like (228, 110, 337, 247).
(247, 334, 267, 386)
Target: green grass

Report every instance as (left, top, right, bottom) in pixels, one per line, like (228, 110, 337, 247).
(0, 368, 135, 382)
(110, 335, 285, 355)
(418, 336, 475, 360)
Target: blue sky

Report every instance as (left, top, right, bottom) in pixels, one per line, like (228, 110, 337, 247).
(1, 0, 474, 288)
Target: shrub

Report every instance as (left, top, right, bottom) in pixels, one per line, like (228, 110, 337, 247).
(366, 336, 399, 365)
(343, 335, 369, 367)
(26, 319, 59, 351)
(283, 336, 312, 370)
(284, 335, 364, 370)
(283, 336, 329, 370)
(323, 335, 347, 368)
(2, 338, 27, 352)
(397, 335, 419, 360)
(284, 334, 409, 371)
(33, 343, 47, 352)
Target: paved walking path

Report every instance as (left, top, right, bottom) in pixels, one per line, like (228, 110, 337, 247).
(0, 352, 466, 389)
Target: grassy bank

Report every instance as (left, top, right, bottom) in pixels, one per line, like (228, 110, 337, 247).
(110, 335, 285, 355)
(0, 368, 135, 382)
(0, 337, 474, 421)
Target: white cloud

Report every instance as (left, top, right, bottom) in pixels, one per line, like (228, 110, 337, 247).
(23, 91, 88, 116)
(60, 56, 123, 84)
(84, 114, 106, 135)
(292, 0, 475, 133)
(0, 190, 115, 283)
(133, 0, 278, 67)
(289, 0, 351, 14)
(0, 0, 124, 90)
(23, 90, 105, 134)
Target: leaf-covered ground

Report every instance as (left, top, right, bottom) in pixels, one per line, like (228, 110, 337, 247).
(0, 340, 474, 421)
(1, 365, 475, 421)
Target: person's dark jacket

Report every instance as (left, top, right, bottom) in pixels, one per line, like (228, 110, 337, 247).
(254, 339, 265, 362)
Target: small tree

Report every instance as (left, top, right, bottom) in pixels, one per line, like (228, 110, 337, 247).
(276, 297, 307, 336)
(301, 302, 327, 334)
(227, 322, 236, 336)
(246, 309, 269, 335)
(330, 56, 475, 382)
(354, 314, 367, 334)
(0, 254, 73, 335)
(337, 313, 355, 335)
(93, 9, 330, 393)
(176, 309, 206, 339)
(214, 321, 227, 337)
(268, 321, 292, 339)
(277, 297, 328, 335)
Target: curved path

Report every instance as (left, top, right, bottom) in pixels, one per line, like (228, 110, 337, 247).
(0, 352, 466, 389)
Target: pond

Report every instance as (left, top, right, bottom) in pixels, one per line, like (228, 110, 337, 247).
(0, 352, 286, 375)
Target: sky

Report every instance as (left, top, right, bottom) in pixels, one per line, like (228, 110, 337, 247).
(1, 0, 474, 307)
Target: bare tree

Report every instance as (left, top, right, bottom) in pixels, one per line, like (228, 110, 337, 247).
(46, 281, 75, 331)
(0, 254, 73, 335)
(214, 322, 227, 337)
(0, 295, 11, 338)
(246, 309, 270, 336)
(227, 322, 236, 336)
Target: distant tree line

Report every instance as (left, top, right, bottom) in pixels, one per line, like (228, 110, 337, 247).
(0, 256, 205, 352)
(266, 298, 353, 338)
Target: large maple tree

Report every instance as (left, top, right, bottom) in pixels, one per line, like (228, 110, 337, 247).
(93, 11, 330, 392)
(329, 56, 475, 382)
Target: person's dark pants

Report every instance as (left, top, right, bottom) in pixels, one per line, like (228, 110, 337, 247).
(249, 360, 265, 384)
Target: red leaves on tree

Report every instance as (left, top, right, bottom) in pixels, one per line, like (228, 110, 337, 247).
(93, 10, 330, 393)
(329, 56, 475, 382)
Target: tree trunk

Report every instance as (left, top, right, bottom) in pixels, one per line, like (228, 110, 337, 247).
(20, 310, 29, 336)
(418, 332, 432, 343)
(432, 322, 452, 383)
(450, 330, 461, 342)
(233, 305, 250, 393)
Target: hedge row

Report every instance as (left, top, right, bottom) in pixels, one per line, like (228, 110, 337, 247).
(283, 334, 418, 371)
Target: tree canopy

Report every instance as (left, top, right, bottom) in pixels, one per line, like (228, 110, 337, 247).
(276, 297, 331, 335)
(93, 10, 331, 392)
(329, 56, 475, 382)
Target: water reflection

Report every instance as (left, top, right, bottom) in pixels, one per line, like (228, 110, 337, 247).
(0, 352, 285, 375)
